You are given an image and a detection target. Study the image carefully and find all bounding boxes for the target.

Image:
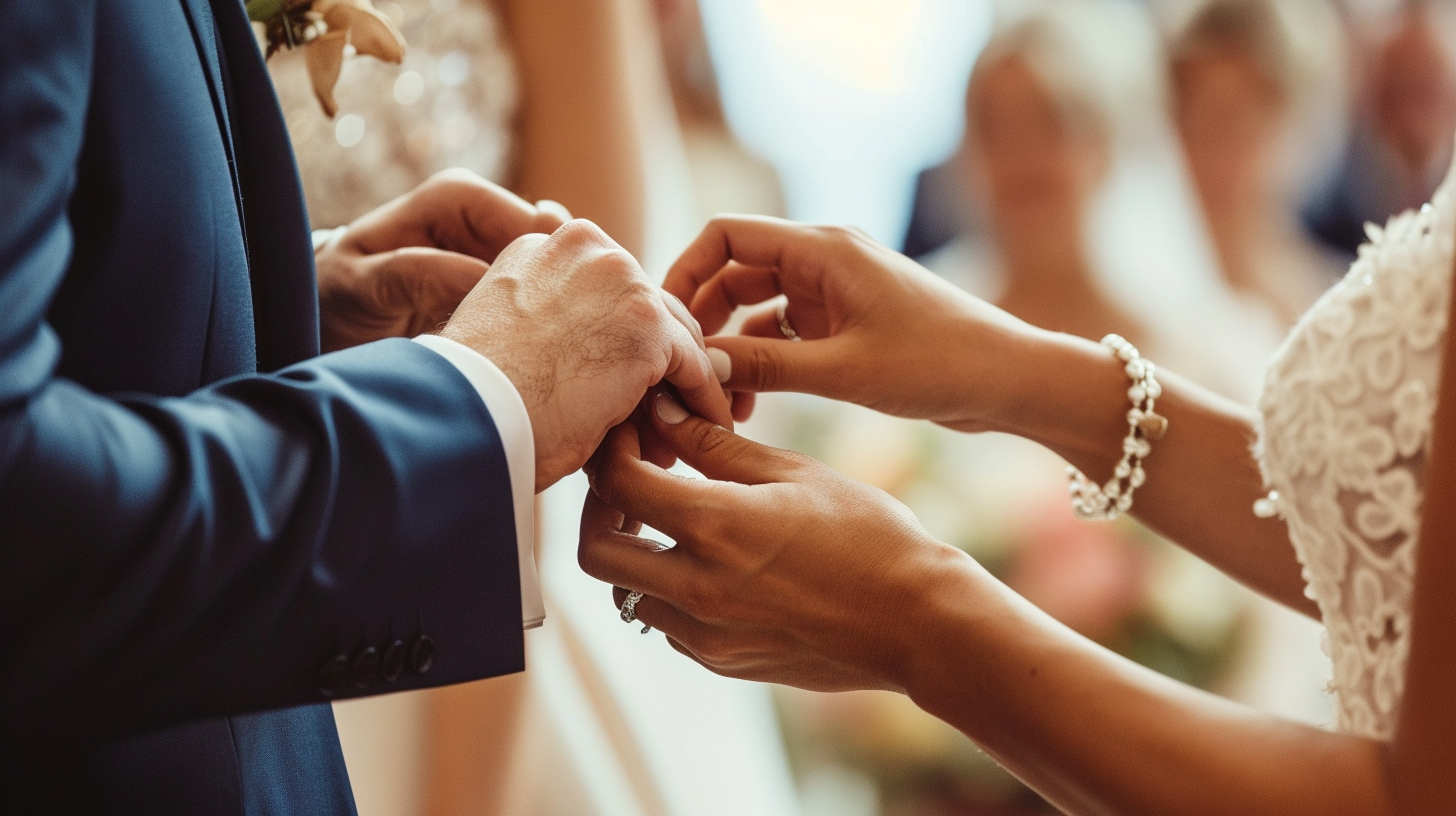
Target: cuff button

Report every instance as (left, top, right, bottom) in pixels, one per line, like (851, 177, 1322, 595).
(382, 640, 406, 683)
(410, 635, 435, 675)
(352, 646, 379, 688)
(318, 654, 350, 696)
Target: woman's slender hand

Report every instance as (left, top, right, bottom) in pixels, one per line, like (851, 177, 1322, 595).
(666, 213, 1317, 619)
(579, 390, 967, 693)
(663, 214, 1038, 431)
(581, 393, 1390, 816)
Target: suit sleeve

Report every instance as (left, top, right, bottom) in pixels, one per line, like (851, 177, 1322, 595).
(0, 3, 524, 747)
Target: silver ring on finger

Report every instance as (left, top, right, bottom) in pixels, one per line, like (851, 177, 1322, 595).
(776, 302, 801, 341)
(620, 591, 653, 634)
(620, 590, 644, 623)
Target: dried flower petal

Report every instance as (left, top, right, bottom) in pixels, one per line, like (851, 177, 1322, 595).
(304, 30, 348, 118)
(324, 2, 405, 64)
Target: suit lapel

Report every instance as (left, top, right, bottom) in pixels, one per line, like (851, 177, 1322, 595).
(178, 0, 245, 240)
(210, 0, 322, 370)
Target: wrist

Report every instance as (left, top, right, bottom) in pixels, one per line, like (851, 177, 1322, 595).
(982, 328, 1130, 478)
(879, 542, 987, 694)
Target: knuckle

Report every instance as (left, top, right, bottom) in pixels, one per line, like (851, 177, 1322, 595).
(689, 422, 733, 457)
(696, 633, 734, 667)
(589, 466, 625, 509)
(426, 166, 484, 193)
(706, 214, 738, 234)
(576, 544, 602, 577)
(817, 223, 876, 259)
(680, 579, 727, 621)
(817, 224, 857, 247)
(619, 289, 663, 328)
(555, 218, 612, 248)
(774, 448, 818, 475)
(747, 344, 782, 391)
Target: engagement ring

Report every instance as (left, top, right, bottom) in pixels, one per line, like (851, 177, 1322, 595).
(620, 590, 643, 623)
(776, 302, 800, 341)
(619, 591, 652, 634)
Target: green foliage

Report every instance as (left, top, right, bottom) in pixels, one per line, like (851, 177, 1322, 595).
(245, 0, 286, 23)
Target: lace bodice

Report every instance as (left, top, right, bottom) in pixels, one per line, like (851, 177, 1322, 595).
(1256, 162, 1454, 739)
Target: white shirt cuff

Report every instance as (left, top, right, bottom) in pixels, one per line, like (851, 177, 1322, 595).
(412, 334, 545, 630)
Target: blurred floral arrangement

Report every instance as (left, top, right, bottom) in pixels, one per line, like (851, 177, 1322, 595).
(264, 0, 518, 229)
(763, 396, 1250, 815)
(248, 0, 407, 117)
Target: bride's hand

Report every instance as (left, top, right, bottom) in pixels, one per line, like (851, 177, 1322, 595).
(578, 390, 975, 693)
(664, 214, 1038, 431)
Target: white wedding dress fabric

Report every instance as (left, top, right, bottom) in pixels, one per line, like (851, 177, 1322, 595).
(1257, 148, 1456, 740)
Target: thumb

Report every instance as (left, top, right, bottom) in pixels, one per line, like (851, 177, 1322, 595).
(367, 246, 490, 316)
(706, 335, 848, 397)
(648, 391, 801, 485)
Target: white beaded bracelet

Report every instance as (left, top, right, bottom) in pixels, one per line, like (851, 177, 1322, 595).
(1067, 334, 1168, 521)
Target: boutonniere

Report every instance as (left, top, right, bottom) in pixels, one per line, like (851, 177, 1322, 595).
(246, 0, 406, 118)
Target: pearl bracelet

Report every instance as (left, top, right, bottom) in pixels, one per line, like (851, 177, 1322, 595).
(1067, 334, 1168, 521)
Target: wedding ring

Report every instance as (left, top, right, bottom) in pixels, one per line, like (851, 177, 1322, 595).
(776, 302, 800, 341)
(620, 590, 644, 623)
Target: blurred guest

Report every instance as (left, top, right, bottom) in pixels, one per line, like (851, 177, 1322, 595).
(1169, 0, 1350, 328)
(766, 5, 1260, 813)
(932, 3, 1150, 348)
(1308, 0, 1456, 255)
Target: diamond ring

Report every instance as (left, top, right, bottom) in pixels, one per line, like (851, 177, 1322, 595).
(620, 590, 644, 623)
(776, 302, 800, 341)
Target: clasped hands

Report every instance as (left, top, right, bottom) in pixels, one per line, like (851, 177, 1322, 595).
(579, 217, 1056, 694)
(314, 168, 732, 492)
(320, 171, 1038, 692)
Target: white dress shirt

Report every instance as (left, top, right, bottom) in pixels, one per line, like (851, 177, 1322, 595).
(412, 334, 545, 630)
(312, 228, 543, 629)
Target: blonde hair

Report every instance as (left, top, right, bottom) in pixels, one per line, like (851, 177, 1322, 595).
(1169, 0, 1345, 108)
(970, 0, 1165, 149)
(1166, 0, 1349, 191)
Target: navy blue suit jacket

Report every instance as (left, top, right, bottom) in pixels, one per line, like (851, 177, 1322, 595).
(0, 1, 525, 812)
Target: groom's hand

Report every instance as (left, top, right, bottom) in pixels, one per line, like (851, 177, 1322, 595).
(440, 220, 733, 492)
(315, 168, 571, 352)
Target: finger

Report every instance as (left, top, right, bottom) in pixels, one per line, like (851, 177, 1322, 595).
(684, 262, 782, 335)
(665, 635, 714, 672)
(664, 215, 832, 311)
(578, 486, 694, 603)
(588, 418, 745, 545)
(485, 231, 551, 274)
(610, 588, 719, 645)
(730, 391, 756, 423)
(701, 334, 850, 396)
(347, 169, 547, 263)
(647, 392, 806, 485)
(660, 289, 705, 349)
(364, 247, 491, 331)
(738, 307, 786, 340)
(628, 404, 677, 470)
(533, 199, 573, 232)
(662, 322, 736, 431)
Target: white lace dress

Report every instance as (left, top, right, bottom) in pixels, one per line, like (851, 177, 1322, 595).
(1256, 156, 1455, 739)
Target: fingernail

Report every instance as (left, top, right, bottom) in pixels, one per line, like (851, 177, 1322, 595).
(706, 348, 731, 383)
(655, 393, 690, 425)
